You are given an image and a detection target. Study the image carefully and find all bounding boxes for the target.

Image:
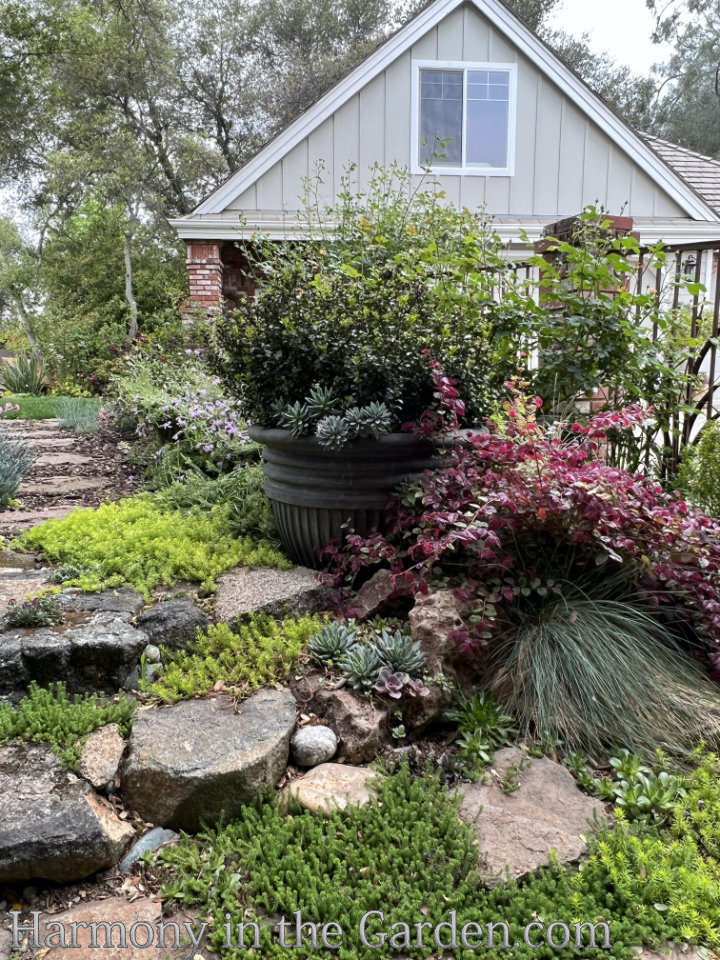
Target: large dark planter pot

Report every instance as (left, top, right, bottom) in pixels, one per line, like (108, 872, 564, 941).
(249, 426, 439, 569)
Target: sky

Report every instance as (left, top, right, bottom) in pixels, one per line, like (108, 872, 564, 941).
(546, 0, 671, 75)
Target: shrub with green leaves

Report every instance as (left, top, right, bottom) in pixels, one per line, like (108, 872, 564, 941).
(155, 761, 720, 958)
(0, 682, 135, 769)
(15, 496, 290, 598)
(142, 614, 324, 703)
(152, 464, 279, 545)
(214, 165, 511, 437)
(678, 420, 720, 517)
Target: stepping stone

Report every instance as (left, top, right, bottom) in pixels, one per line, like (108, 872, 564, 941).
(60, 588, 145, 617)
(26, 436, 76, 448)
(0, 549, 38, 569)
(1, 613, 148, 699)
(33, 897, 163, 960)
(454, 747, 606, 886)
(19, 477, 105, 496)
(214, 565, 325, 622)
(78, 723, 126, 790)
(0, 507, 77, 534)
(35, 453, 93, 467)
(0, 744, 134, 882)
(282, 763, 381, 815)
(135, 598, 209, 649)
(121, 690, 297, 830)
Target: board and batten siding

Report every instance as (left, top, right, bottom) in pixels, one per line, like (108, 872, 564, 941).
(226, 3, 686, 220)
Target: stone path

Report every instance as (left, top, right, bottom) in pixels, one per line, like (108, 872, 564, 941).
(0, 419, 137, 539)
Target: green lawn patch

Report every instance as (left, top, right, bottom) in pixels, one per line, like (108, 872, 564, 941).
(155, 760, 720, 959)
(0, 682, 135, 769)
(15, 496, 291, 597)
(141, 614, 326, 703)
(1, 395, 100, 419)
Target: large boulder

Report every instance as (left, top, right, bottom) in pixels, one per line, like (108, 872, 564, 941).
(214, 566, 325, 622)
(135, 599, 209, 650)
(455, 747, 606, 886)
(121, 690, 297, 830)
(0, 745, 134, 882)
(308, 687, 388, 764)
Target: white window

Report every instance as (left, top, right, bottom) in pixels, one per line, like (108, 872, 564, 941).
(412, 60, 517, 176)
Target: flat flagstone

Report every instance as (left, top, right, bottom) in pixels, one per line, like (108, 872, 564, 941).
(34, 897, 163, 960)
(0, 507, 77, 534)
(454, 747, 606, 886)
(0, 568, 49, 617)
(35, 453, 93, 468)
(19, 477, 105, 496)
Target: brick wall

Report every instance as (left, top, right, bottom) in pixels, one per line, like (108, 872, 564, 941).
(185, 240, 258, 314)
(186, 242, 224, 313)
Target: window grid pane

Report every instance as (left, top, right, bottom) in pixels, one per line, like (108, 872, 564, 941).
(419, 69, 464, 166)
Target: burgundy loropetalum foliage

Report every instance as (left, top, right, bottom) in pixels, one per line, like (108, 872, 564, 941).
(328, 363, 720, 664)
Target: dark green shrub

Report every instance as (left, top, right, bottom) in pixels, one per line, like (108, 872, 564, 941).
(213, 166, 519, 438)
(678, 420, 720, 516)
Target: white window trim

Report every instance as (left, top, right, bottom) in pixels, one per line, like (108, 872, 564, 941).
(411, 59, 517, 177)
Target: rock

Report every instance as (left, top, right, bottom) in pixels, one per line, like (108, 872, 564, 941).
(214, 566, 325, 622)
(60, 588, 145, 617)
(283, 763, 381, 815)
(637, 946, 705, 960)
(33, 897, 163, 960)
(123, 667, 140, 693)
(408, 589, 471, 678)
(143, 644, 161, 663)
(122, 690, 297, 830)
(0, 569, 50, 618)
(19, 477, 105, 496)
(35, 452, 92, 467)
(308, 687, 388, 763)
(78, 724, 126, 790)
(0, 634, 29, 699)
(454, 747, 606, 886)
(0, 745, 134, 882)
(118, 827, 178, 873)
(0, 549, 38, 570)
(344, 568, 406, 621)
(5, 613, 148, 697)
(0, 507, 77, 536)
(135, 599, 209, 650)
(291, 725, 338, 767)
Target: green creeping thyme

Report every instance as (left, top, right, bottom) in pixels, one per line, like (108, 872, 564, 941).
(142, 614, 326, 703)
(14, 496, 290, 598)
(0, 682, 135, 770)
(153, 763, 719, 960)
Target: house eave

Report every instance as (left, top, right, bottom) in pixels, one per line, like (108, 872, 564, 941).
(171, 216, 720, 246)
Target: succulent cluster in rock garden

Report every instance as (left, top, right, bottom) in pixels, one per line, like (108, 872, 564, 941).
(308, 621, 428, 698)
